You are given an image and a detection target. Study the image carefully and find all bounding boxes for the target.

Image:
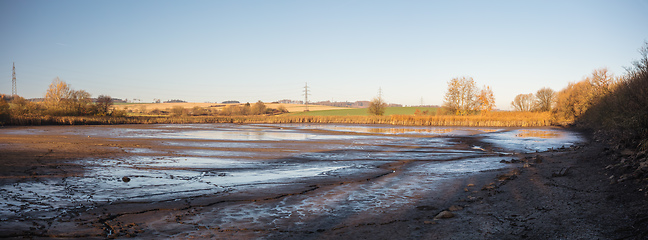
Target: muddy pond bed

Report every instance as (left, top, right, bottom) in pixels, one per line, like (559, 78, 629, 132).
(0, 124, 591, 239)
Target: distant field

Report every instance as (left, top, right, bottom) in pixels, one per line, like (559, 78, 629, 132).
(288, 107, 439, 116)
(113, 102, 349, 113)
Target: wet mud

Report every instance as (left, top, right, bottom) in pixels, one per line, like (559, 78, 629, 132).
(4, 124, 629, 239)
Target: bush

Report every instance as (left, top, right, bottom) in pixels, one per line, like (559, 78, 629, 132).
(170, 106, 187, 117)
(576, 44, 648, 149)
(191, 106, 207, 116)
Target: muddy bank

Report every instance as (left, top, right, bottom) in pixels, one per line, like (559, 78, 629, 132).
(0, 124, 644, 239)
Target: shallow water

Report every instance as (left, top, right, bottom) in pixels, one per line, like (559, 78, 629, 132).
(0, 124, 582, 223)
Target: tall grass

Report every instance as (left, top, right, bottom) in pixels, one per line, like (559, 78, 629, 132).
(4, 111, 553, 127)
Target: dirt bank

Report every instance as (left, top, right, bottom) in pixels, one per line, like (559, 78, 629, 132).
(0, 125, 646, 239)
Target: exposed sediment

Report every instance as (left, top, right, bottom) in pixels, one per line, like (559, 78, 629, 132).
(0, 124, 645, 239)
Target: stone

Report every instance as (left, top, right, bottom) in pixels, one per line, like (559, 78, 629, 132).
(122, 176, 131, 182)
(448, 205, 463, 211)
(434, 211, 455, 220)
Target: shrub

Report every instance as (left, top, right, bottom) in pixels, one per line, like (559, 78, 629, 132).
(251, 101, 267, 115)
(170, 106, 187, 117)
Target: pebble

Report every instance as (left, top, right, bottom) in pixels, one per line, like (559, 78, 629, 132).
(434, 210, 455, 220)
(122, 176, 131, 182)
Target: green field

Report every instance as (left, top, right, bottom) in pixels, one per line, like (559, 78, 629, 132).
(288, 107, 439, 116)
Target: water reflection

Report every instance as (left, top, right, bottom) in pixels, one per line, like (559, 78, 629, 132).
(0, 124, 582, 223)
(515, 129, 561, 138)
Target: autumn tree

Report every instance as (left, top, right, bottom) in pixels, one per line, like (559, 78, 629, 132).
(45, 77, 71, 109)
(443, 76, 479, 115)
(368, 96, 387, 116)
(476, 85, 496, 112)
(588, 68, 616, 98)
(0, 98, 9, 123)
(534, 87, 555, 112)
(553, 68, 619, 122)
(554, 81, 594, 121)
(511, 93, 535, 112)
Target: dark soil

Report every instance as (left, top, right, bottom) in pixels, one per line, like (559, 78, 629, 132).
(0, 125, 646, 239)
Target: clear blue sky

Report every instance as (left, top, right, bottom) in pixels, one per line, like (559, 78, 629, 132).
(1, 0, 647, 109)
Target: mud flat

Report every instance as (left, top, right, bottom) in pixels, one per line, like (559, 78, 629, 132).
(0, 124, 645, 239)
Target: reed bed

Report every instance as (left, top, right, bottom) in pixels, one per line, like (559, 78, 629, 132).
(4, 111, 553, 127)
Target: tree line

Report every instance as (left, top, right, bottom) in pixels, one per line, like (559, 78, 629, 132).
(0, 78, 289, 124)
(0, 77, 117, 122)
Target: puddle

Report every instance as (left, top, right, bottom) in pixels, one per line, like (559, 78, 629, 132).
(483, 128, 582, 153)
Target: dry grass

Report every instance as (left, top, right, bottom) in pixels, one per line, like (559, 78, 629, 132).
(5, 111, 553, 127)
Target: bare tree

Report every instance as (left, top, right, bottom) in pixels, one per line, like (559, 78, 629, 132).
(96, 95, 113, 116)
(69, 89, 92, 115)
(368, 96, 387, 116)
(535, 87, 555, 112)
(443, 76, 478, 115)
(511, 93, 536, 111)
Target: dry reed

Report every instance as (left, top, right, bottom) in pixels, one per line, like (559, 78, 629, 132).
(4, 111, 553, 127)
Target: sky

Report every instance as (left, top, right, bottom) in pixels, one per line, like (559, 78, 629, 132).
(1, 1, 647, 109)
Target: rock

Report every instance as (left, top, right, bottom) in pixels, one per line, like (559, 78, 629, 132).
(122, 176, 131, 182)
(448, 205, 463, 211)
(500, 159, 511, 164)
(424, 220, 437, 224)
(482, 182, 496, 191)
(467, 183, 475, 187)
(434, 211, 455, 220)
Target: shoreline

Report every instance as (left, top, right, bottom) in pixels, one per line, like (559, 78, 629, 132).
(0, 124, 646, 239)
